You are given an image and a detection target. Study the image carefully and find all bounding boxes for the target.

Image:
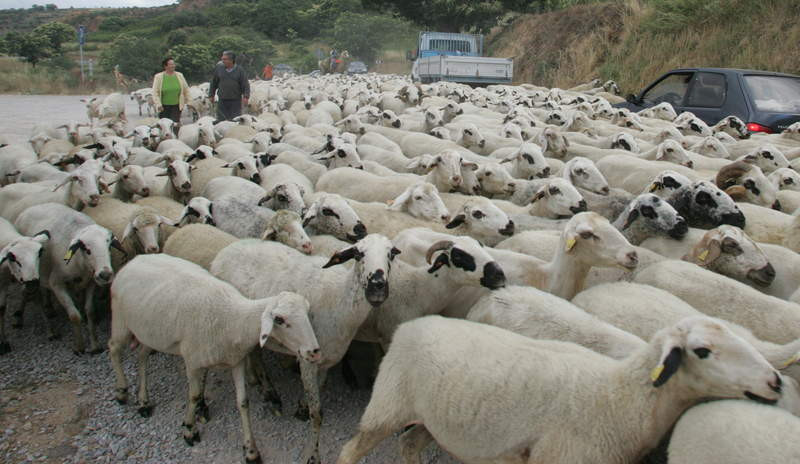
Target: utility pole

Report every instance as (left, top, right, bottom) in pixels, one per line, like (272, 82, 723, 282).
(77, 25, 86, 84)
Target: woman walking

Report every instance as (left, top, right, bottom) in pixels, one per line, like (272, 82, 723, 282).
(152, 57, 190, 126)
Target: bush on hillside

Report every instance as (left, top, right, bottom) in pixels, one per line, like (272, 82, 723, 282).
(100, 33, 163, 81)
(168, 43, 213, 82)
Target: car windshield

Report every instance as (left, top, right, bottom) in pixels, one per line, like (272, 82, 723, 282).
(744, 75, 800, 113)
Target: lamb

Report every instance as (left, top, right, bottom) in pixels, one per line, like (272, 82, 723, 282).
(385, 182, 450, 222)
(716, 160, 781, 210)
(667, 400, 800, 464)
(633, 259, 800, 344)
(690, 136, 732, 158)
(336, 315, 781, 464)
(736, 201, 793, 244)
(84, 198, 176, 269)
(188, 155, 262, 198)
(596, 154, 701, 195)
(15, 203, 124, 353)
(211, 234, 399, 464)
(515, 178, 587, 219)
(467, 285, 645, 359)
(770, 167, 800, 192)
(0, 144, 37, 186)
(489, 142, 551, 180)
(105, 164, 151, 202)
(259, 163, 313, 207)
(109, 254, 319, 463)
(644, 170, 694, 199)
(163, 224, 238, 269)
(0, 219, 50, 352)
(97, 93, 126, 120)
(133, 196, 184, 226)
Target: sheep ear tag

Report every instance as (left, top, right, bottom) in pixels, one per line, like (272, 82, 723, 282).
(648, 183, 659, 192)
(698, 249, 709, 262)
(64, 249, 74, 261)
(782, 353, 800, 370)
(565, 237, 577, 251)
(650, 365, 664, 383)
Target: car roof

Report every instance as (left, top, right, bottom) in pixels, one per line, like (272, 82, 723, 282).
(670, 67, 800, 79)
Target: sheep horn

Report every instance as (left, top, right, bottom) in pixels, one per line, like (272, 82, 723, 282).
(724, 185, 748, 200)
(715, 161, 751, 189)
(425, 240, 454, 264)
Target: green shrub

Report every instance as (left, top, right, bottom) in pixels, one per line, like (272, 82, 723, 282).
(100, 33, 164, 81)
(168, 42, 213, 83)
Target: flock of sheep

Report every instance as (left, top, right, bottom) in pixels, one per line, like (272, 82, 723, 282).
(1, 71, 800, 464)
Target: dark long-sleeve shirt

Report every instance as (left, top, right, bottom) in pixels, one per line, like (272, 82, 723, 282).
(208, 64, 250, 100)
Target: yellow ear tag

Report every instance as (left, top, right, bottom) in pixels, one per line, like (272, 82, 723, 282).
(650, 365, 664, 382)
(64, 249, 74, 261)
(782, 354, 800, 369)
(648, 183, 659, 192)
(698, 250, 709, 262)
(565, 237, 577, 251)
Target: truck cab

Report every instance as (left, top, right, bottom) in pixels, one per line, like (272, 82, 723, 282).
(411, 31, 512, 86)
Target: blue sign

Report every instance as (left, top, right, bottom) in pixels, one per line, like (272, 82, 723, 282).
(78, 25, 86, 45)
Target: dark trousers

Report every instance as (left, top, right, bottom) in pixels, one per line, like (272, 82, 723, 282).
(158, 105, 181, 124)
(217, 99, 242, 121)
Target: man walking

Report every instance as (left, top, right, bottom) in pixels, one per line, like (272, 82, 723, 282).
(208, 50, 250, 121)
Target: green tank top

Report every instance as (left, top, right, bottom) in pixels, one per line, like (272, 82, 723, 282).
(161, 73, 180, 105)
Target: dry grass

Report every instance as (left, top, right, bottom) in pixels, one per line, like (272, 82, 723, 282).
(489, 0, 800, 94)
(0, 57, 117, 95)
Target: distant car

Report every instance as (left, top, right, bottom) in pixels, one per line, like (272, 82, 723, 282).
(615, 67, 800, 134)
(347, 61, 368, 75)
(273, 63, 295, 77)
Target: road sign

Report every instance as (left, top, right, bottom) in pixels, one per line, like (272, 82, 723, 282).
(78, 25, 86, 45)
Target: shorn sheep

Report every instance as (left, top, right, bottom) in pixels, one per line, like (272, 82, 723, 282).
(336, 315, 781, 464)
(109, 254, 320, 463)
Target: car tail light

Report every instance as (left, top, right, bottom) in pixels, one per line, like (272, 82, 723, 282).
(746, 122, 773, 134)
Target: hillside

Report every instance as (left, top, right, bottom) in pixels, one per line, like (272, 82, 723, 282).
(488, 0, 800, 95)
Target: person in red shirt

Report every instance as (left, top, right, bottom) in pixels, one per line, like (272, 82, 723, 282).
(262, 62, 273, 81)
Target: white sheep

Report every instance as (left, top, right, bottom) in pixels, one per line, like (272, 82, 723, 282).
(109, 254, 319, 463)
(211, 234, 399, 464)
(15, 203, 123, 353)
(163, 223, 237, 269)
(336, 315, 781, 464)
(716, 160, 781, 210)
(467, 285, 645, 359)
(667, 400, 800, 464)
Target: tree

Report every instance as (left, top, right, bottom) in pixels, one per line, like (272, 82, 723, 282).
(332, 12, 408, 64)
(100, 33, 163, 81)
(32, 22, 73, 54)
(168, 43, 213, 82)
(361, 0, 505, 32)
(17, 33, 51, 67)
(208, 34, 275, 70)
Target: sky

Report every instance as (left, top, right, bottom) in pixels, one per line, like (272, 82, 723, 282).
(0, 0, 176, 9)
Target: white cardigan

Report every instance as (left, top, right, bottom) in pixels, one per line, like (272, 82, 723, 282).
(152, 71, 191, 110)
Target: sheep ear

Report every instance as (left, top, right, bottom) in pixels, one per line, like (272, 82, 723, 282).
(110, 237, 127, 257)
(322, 246, 363, 268)
(461, 161, 478, 171)
(258, 194, 273, 207)
(724, 185, 747, 200)
(684, 234, 722, 266)
(445, 214, 466, 229)
(259, 309, 275, 347)
(33, 230, 51, 244)
(302, 201, 320, 227)
(159, 216, 177, 227)
(64, 240, 83, 264)
(121, 222, 134, 243)
(53, 175, 75, 192)
(621, 208, 640, 230)
(652, 346, 683, 387)
(427, 253, 450, 273)
(388, 188, 413, 211)
(261, 226, 277, 241)
(531, 186, 547, 202)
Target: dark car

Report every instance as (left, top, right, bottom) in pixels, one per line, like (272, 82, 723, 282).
(615, 68, 800, 134)
(347, 61, 368, 74)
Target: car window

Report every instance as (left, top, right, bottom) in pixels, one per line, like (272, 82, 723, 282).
(744, 75, 800, 113)
(686, 72, 727, 108)
(642, 72, 693, 106)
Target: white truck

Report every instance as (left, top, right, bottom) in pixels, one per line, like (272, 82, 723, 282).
(410, 32, 513, 86)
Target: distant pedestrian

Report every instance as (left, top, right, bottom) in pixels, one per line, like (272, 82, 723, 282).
(262, 62, 273, 81)
(151, 56, 190, 126)
(208, 51, 250, 122)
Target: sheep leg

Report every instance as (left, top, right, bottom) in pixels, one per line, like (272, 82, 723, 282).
(0, 288, 9, 354)
(10, 282, 25, 328)
(298, 360, 322, 464)
(181, 366, 203, 446)
(399, 424, 435, 464)
(295, 368, 327, 422)
(108, 330, 132, 404)
(84, 283, 103, 354)
(336, 427, 395, 464)
(247, 350, 282, 417)
(136, 345, 154, 416)
(49, 281, 85, 354)
(232, 362, 262, 463)
(196, 369, 210, 424)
